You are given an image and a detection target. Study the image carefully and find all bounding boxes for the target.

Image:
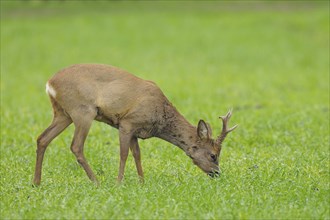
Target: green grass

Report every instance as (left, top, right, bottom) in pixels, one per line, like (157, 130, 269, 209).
(1, 1, 329, 219)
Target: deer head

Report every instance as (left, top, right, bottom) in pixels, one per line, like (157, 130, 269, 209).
(187, 109, 237, 177)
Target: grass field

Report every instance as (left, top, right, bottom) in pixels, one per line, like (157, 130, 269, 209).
(1, 1, 329, 219)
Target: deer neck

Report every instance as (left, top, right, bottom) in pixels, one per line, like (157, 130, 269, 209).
(156, 109, 198, 153)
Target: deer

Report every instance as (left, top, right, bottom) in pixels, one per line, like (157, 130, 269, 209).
(33, 64, 237, 185)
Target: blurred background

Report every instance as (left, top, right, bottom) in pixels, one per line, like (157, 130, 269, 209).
(2, 1, 328, 114)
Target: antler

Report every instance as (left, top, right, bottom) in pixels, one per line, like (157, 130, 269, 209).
(216, 109, 238, 146)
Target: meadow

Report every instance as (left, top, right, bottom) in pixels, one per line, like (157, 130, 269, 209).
(1, 1, 329, 219)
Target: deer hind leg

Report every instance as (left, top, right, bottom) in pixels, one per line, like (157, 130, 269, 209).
(130, 138, 144, 182)
(33, 102, 72, 186)
(70, 108, 98, 184)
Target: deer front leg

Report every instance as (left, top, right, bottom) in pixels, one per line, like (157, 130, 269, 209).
(117, 128, 135, 183)
(130, 138, 144, 182)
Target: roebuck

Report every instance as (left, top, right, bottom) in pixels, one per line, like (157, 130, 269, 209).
(33, 64, 237, 185)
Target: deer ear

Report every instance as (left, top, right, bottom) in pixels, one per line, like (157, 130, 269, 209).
(197, 120, 211, 140)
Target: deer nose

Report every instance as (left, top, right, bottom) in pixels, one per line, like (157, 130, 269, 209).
(208, 170, 220, 178)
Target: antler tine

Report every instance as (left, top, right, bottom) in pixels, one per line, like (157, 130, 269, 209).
(216, 109, 238, 146)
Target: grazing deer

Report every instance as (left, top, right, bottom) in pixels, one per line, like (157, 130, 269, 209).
(33, 64, 237, 185)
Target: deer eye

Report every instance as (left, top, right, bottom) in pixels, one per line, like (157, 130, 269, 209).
(210, 154, 217, 162)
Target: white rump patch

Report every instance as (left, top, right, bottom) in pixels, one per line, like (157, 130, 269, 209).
(46, 82, 56, 98)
